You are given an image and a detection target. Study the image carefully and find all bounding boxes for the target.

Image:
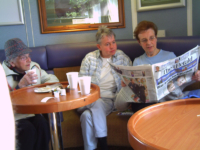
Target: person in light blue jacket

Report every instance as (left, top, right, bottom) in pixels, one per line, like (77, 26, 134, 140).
(78, 25, 132, 150)
(116, 21, 200, 112)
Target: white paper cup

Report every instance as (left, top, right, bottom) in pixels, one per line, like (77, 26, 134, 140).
(66, 72, 78, 89)
(54, 91, 59, 98)
(60, 89, 66, 95)
(78, 76, 91, 95)
(26, 68, 37, 83)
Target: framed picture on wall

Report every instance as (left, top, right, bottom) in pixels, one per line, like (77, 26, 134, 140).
(137, 0, 185, 12)
(0, 0, 24, 26)
(38, 0, 125, 34)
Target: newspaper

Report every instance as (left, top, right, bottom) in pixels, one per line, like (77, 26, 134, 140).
(109, 45, 200, 103)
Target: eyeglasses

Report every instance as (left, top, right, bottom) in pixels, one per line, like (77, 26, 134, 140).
(19, 54, 31, 61)
(140, 36, 156, 43)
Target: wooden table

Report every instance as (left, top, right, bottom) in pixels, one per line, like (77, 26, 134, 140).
(10, 82, 100, 150)
(127, 98, 200, 150)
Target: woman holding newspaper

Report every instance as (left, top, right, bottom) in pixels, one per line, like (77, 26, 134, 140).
(115, 21, 200, 112)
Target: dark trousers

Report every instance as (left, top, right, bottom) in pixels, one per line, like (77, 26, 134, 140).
(131, 103, 156, 113)
(16, 114, 50, 150)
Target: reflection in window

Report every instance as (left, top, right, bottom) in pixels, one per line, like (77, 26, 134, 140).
(45, 0, 119, 26)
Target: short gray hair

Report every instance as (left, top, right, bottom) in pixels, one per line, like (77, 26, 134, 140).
(96, 25, 116, 44)
(5, 57, 17, 67)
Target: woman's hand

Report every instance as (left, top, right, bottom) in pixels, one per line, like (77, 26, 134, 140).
(18, 72, 38, 88)
(192, 70, 200, 81)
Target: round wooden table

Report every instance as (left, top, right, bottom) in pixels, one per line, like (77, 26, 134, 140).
(10, 82, 100, 150)
(127, 98, 200, 150)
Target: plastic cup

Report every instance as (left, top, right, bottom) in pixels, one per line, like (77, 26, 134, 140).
(54, 91, 59, 98)
(78, 76, 91, 95)
(26, 68, 37, 83)
(60, 89, 66, 95)
(66, 72, 79, 89)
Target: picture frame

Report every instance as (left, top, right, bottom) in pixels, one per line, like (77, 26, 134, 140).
(137, 0, 185, 12)
(0, 0, 24, 26)
(38, 0, 125, 34)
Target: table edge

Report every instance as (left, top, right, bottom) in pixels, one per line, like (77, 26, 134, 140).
(127, 98, 200, 150)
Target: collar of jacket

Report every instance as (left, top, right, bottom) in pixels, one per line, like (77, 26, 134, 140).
(97, 50, 118, 59)
(2, 61, 37, 77)
(2, 61, 19, 76)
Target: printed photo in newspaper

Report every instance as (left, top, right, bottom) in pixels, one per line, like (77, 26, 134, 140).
(152, 45, 200, 100)
(108, 62, 157, 103)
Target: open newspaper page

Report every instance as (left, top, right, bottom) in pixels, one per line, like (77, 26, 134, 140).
(152, 45, 200, 100)
(108, 62, 158, 103)
(109, 45, 200, 103)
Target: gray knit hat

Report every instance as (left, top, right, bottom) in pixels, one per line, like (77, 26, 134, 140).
(4, 38, 32, 61)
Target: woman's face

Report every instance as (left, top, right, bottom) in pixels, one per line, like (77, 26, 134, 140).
(10, 54, 31, 73)
(97, 35, 117, 58)
(138, 28, 158, 57)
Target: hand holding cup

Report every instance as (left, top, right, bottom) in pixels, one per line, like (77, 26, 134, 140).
(18, 68, 38, 88)
(26, 68, 38, 83)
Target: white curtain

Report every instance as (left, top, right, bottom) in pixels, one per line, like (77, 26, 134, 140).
(92, 3, 101, 23)
(108, 0, 119, 22)
(91, 0, 119, 23)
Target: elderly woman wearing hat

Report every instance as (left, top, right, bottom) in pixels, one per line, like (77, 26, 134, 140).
(2, 38, 59, 150)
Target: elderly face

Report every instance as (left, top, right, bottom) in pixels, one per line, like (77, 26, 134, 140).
(9, 53, 31, 73)
(168, 81, 175, 92)
(97, 35, 117, 58)
(138, 28, 158, 57)
(177, 76, 186, 86)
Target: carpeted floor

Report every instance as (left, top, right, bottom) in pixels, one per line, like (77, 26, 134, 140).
(64, 146, 133, 150)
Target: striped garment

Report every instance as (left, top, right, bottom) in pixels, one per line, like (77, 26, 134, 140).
(79, 50, 132, 93)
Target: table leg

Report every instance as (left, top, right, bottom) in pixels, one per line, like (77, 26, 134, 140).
(48, 112, 64, 150)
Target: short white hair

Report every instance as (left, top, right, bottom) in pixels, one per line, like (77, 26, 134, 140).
(6, 57, 17, 67)
(96, 25, 116, 44)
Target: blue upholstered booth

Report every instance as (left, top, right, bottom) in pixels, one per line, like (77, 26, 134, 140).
(1, 36, 200, 72)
